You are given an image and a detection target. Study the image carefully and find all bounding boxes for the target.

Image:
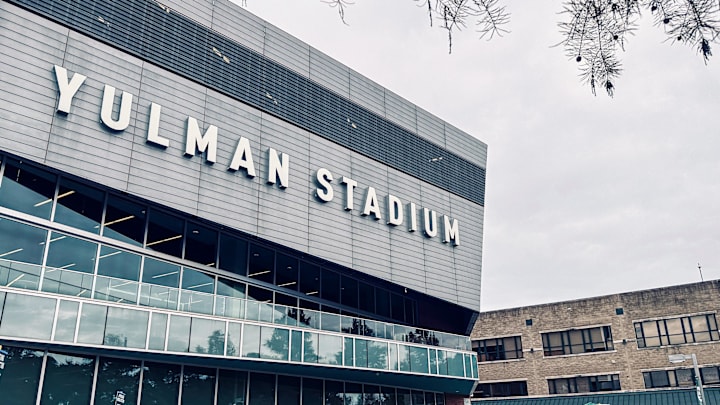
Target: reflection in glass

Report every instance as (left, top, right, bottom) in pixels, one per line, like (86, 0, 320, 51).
(299, 262, 320, 296)
(260, 327, 289, 361)
(398, 345, 410, 372)
(389, 344, 398, 371)
(179, 290, 214, 315)
(227, 322, 242, 357)
(148, 312, 168, 351)
(429, 349, 438, 374)
(40, 352, 95, 405)
(321, 312, 341, 332)
(321, 269, 339, 303)
(190, 318, 226, 355)
(368, 341, 388, 370)
(411, 391, 425, 405)
(275, 253, 298, 291)
(344, 337, 354, 366)
(345, 383, 362, 405)
(139, 284, 178, 310)
(355, 339, 368, 368)
(291, 330, 302, 362)
(0, 218, 47, 266)
(167, 315, 191, 352)
(94, 357, 142, 405)
(382, 387, 397, 405)
(242, 324, 261, 358)
(325, 380, 344, 405)
(45, 232, 97, 273)
(0, 346, 44, 405)
(437, 350, 447, 376)
(0, 293, 55, 340)
(182, 366, 216, 405)
(140, 361, 180, 405)
(304, 332, 318, 363)
(103, 195, 146, 246)
(94, 276, 139, 304)
(105, 306, 149, 348)
(77, 303, 108, 345)
(53, 178, 104, 233)
(142, 257, 180, 288)
(182, 267, 215, 293)
(318, 334, 342, 365)
(215, 295, 245, 319)
(425, 392, 436, 405)
(248, 372, 275, 405)
(146, 209, 184, 257)
(410, 346, 429, 373)
(41, 267, 93, 298)
(97, 246, 141, 281)
(0, 259, 41, 291)
(446, 351, 464, 377)
(54, 300, 79, 342)
(396, 389, 412, 405)
(277, 375, 301, 405)
(0, 160, 56, 220)
(217, 369, 247, 405)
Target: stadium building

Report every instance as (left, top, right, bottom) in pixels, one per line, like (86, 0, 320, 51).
(0, 0, 487, 404)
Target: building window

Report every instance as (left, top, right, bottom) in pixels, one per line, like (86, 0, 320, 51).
(472, 336, 522, 362)
(548, 374, 621, 394)
(473, 381, 528, 398)
(645, 366, 720, 389)
(541, 326, 613, 356)
(634, 314, 720, 348)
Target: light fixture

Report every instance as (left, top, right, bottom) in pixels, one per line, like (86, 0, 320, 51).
(98, 250, 123, 259)
(34, 190, 75, 207)
(151, 270, 178, 279)
(305, 290, 318, 295)
(146, 234, 182, 247)
(186, 282, 213, 290)
(248, 270, 270, 277)
(0, 248, 23, 258)
(104, 215, 135, 226)
(668, 353, 705, 405)
(278, 281, 297, 287)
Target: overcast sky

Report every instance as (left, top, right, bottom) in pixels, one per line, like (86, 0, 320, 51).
(242, 1, 720, 311)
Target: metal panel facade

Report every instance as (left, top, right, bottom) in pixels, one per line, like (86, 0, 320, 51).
(0, 0, 486, 311)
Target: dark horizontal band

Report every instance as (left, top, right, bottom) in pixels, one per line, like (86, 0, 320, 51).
(10, 0, 485, 206)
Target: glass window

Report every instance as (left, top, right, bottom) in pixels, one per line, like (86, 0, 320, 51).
(299, 261, 320, 297)
(185, 223, 218, 267)
(0, 218, 47, 267)
(291, 330, 303, 362)
(0, 292, 56, 340)
(142, 257, 180, 288)
(139, 284, 178, 310)
(242, 324, 261, 358)
(218, 369, 247, 405)
(325, 380, 344, 405)
(277, 375, 301, 405)
(77, 303, 108, 345)
(344, 337, 354, 366)
(227, 322, 242, 357)
(368, 340, 388, 370)
(167, 315, 192, 352)
(41, 266, 93, 298)
(321, 312, 341, 332)
(355, 339, 368, 368)
(182, 268, 215, 293)
(104, 306, 148, 348)
(341, 276, 358, 309)
(218, 233, 247, 275)
(40, 352, 95, 405)
(248, 373, 275, 405)
(382, 387, 397, 405)
(182, 366, 216, 405)
(146, 208, 184, 257)
(396, 389, 411, 405)
(276, 253, 298, 290)
(702, 367, 720, 384)
(54, 300, 79, 342)
(260, 326, 289, 360)
(248, 244, 274, 283)
(411, 391, 425, 405)
(358, 282, 374, 313)
(94, 276, 139, 304)
(97, 246, 141, 281)
(103, 195, 146, 246)
(321, 269, 340, 303)
(390, 294, 404, 323)
(318, 334, 342, 365)
(410, 346, 429, 373)
(94, 357, 142, 405)
(376, 289, 390, 318)
(0, 160, 57, 220)
(0, 259, 42, 292)
(148, 312, 168, 351)
(190, 318, 226, 355)
(0, 346, 44, 405)
(302, 378, 324, 405)
(446, 351, 464, 377)
(45, 232, 97, 273)
(140, 362, 181, 405)
(53, 178, 104, 233)
(345, 383, 362, 405)
(304, 332, 319, 363)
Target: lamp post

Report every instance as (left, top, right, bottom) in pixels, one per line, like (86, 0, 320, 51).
(668, 353, 705, 405)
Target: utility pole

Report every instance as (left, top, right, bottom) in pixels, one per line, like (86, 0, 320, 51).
(698, 262, 704, 282)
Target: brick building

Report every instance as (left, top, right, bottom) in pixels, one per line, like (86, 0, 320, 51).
(471, 280, 720, 401)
